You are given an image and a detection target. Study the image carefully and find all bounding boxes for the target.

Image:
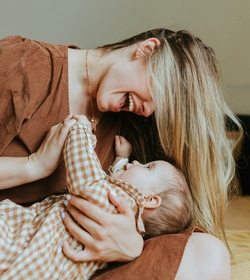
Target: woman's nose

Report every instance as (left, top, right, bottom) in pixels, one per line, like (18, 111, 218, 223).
(142, 101, 154, 117)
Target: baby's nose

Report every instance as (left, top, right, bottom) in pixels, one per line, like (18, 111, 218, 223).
(125, 163, 133, 169)
(132, 160, 140, 166)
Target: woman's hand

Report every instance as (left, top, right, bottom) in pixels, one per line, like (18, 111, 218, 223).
(71, 114, 92, 130)
(61, 192, 144, 263)
(0, 115, 77, 189)
(28, 115, 77, 179)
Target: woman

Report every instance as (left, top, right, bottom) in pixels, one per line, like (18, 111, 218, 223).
(0, 28, 237, 279)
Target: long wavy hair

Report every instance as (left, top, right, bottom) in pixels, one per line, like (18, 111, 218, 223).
(99, 28, 242, 245)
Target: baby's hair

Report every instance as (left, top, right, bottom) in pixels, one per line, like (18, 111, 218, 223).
(142, 167, 193, 239)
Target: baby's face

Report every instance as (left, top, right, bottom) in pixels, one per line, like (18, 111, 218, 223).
(111, 160, 176, 195)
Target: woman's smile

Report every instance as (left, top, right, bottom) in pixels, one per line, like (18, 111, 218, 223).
(128, 93, 135, 111)
(117, 93, 135, 112)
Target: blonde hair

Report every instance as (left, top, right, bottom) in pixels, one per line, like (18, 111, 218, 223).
(142, 167, 193, 239)
(100, 29, 242, 244)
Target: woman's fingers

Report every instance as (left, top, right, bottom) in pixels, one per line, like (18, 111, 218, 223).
(63, 194, 143, 262)
(53, 117, 77, 146)
(61, 211, 109, 262)
(66, 195, 109, 225)
(61, 240, 104, 262)
(66, 193, 135, 231)
(108, 191, 134, 216)
(71, 114, 92, 130)
(62, 211, 93, 245)
(28, 115, 77, 179)
(61, 240, 81, 262)
(64, 200, 102, 240)
(61, 240, 87, 262)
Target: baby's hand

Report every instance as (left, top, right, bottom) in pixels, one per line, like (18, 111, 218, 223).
(115, 136, 132, 158)
(71, 115, 92, 131)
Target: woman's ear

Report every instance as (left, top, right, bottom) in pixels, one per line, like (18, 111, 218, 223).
(144, 195, 161, 209)
(134, 38, 160, 59)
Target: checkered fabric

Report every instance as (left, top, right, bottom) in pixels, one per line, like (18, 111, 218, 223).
(0, 123, 145, 279)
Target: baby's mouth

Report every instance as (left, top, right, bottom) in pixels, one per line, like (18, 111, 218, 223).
(121, 92, 134, 112)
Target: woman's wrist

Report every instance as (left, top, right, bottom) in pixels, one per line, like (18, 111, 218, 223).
(26, 153, 45, 181)
(0, 156, 40, 190)
(121, 232, 144, 262)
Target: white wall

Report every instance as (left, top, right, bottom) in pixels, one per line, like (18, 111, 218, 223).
(1, 0, 249, 115)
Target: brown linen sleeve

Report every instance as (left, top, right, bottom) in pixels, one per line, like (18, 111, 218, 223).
(0, 35, 70, 204)
(0, 36, 58, 153)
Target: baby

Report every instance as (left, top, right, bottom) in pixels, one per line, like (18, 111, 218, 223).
(0, 115, 193, 279)
(109, 132, 193, 239)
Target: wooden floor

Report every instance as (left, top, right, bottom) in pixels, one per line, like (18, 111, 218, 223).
(225, 196, 250, 230)
(225, 196, 250, 280)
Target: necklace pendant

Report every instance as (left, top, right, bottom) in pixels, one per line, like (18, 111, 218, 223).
(86, 50, 98, 132)
(91, 117, 98, 131)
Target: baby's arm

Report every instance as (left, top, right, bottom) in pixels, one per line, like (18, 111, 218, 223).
(108, 136, 132, 174)
(63, 116, 106, 197)
(64, 115, 132, 214)
(114, 135, 132, 161)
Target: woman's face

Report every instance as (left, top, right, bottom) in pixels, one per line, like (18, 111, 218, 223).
(96, 58, 155, 117)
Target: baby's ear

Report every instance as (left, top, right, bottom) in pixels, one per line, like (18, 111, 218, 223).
(144, 195, 161, 209)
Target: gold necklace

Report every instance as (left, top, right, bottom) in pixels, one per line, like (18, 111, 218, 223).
(86, 49, 98, 131)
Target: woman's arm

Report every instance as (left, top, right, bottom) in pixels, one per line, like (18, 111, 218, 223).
(175, 233, 231, 280)
(61, 192, 144, 262)
(0, 116, 76, 190)
(0, 156, 38, 190)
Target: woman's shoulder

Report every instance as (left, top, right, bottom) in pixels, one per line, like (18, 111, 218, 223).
(0, 35, 80, 59)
